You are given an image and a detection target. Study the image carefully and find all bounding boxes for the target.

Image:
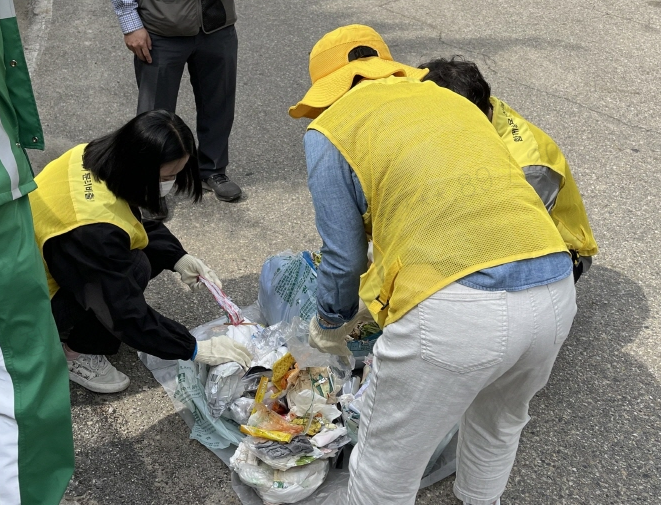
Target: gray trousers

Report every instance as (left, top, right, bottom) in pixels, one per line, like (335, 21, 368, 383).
(134, 25, 238, 180)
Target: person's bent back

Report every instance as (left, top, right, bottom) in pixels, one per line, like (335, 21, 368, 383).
(309, 77, 568, 326)
(420, 56, 598, 282)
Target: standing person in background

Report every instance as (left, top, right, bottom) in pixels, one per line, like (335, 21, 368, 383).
(419, 56, 598, 282)
(0, 1, 75, 503)
(112, 0, 242, 220)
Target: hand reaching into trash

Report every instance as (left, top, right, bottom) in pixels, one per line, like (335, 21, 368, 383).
(309, 316, 353, 356)
(194, 335, 252, 368)
(309, 300, 374, 356)
(174, 254, 223, 291)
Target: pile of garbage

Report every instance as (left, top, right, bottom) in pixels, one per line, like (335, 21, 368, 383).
(175, 251, 353, 503)
(181, 305, 353, 504)
(228, 362, 351, 503)
(139, 250, 457, 505)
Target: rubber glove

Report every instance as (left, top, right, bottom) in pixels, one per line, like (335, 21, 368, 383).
(174, 254, 222, 291)
(194, 336, 252, 368)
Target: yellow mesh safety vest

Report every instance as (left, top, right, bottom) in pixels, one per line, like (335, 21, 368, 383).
(490, 97, 598, 257)
(310, 77, 568, 327)
(29, 144, 149, 298)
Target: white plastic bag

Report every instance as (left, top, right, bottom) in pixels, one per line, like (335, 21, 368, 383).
(287, 389, 341, 421)
(190, 316, 261, 350)
(223, 397, 255, 425)
(231, 442, 330, 504)
(166, 315, 288, 449)
(190, 316, 287, 369)
(205, 361, 245, 418)
(311, 427, 348, 448)
(258, 251, 318, 326)
(172, 359, 244, 449)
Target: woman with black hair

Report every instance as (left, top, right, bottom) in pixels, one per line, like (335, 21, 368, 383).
(29, 110, 251, 394)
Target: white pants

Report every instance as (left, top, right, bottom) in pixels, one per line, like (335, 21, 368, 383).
(347, 275, 577, 505)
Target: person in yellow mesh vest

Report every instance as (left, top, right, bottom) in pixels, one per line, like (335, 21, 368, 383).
(29, 110, 251, 395)
(289, 25, 578, 505)
(418, 56, 598, 282)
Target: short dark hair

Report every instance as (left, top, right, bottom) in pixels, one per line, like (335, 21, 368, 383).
(82, 110, 202, 213)
(419, 56, 492, 117)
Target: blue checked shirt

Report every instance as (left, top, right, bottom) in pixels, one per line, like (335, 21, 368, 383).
(111, 0, 143, 34)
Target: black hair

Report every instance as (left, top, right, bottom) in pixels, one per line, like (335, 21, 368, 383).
(351, 74, 365, 88)
(419, 56, 492, 117)
(82, 110, 202, 213)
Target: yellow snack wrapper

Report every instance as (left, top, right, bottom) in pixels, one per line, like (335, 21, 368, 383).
(272, 353, 297, 390)
(252, 376, 269, 414)
(291, 417, 322, 436)
(239, 425, 293, 443)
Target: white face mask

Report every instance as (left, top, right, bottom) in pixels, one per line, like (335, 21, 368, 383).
(159, 180, 176, 197)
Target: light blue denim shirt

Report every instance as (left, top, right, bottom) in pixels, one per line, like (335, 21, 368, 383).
(304, 130, 572, 326)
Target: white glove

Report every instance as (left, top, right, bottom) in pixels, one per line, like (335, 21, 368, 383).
(194, 335, 252, 368)
(308, 300, 375, 356)
(174, 254, 222, 291)
(309, 315, 357, 357)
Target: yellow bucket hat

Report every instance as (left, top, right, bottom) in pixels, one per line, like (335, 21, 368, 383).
(289, 24, 429, 119)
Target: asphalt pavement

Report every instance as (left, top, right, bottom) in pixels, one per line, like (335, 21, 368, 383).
(17, 0, 661, 503)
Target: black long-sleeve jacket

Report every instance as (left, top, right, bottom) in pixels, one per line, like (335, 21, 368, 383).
(43, 217, 197, 360)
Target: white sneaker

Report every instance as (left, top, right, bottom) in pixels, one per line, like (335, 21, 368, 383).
(68, 354, 130, 393)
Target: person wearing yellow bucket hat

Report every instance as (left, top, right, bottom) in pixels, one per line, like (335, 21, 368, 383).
(288, 24, 428, 120)
(291, 25, 578, 505)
